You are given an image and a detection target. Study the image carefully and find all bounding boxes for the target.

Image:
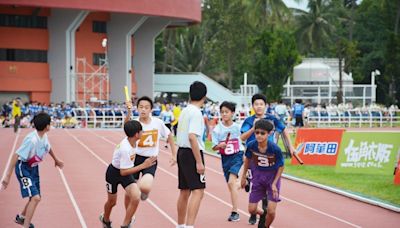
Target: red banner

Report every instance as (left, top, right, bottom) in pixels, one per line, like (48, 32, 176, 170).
(394, 160, 400, 185)
(291, 128, 345, 166)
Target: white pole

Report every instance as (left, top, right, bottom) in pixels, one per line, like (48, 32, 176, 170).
(371, 71, 376, 103)
(328, 78, 332, 105)
(244, 72, 248, 107)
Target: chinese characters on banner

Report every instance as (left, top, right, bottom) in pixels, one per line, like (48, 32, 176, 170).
(291, 129, 345, 166)
(341, 140, 392, 168)
(336, 132, 400, 175)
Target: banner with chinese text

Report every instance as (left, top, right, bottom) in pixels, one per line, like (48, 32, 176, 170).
(291, 129, 345, 166)
(336, 132, 400, 175)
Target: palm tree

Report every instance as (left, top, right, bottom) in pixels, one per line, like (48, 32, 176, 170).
(294, 0, 335, 55)
(242, 0, 294, 29)
(166, 27, 205, 73)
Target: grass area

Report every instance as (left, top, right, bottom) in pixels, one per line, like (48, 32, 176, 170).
(204, 140, 214, 153)
(283, 162, 400, 207)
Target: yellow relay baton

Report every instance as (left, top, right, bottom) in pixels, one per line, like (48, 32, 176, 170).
(124, 86, 130, 102)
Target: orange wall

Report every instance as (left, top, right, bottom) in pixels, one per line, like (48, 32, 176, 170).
(75, 12, 110, 102)
(0, 62, 48, 79)
(0, 6, 51, 103)
(0, 77, 51, 92)
(0, 27, 48, 50)
(75, 12, 110, 65)
(31, 92, 51, 104)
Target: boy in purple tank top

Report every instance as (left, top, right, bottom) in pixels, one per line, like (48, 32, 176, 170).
(241, 119, 284, 228)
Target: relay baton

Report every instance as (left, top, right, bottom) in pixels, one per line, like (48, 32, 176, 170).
(124, 86, 130, 102)
(281, 133, 304, 165)
(225, 132, 231, 144)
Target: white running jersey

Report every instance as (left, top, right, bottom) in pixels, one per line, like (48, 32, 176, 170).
(137, 117, 171, 157)
(16, 130, 51, 162)
(111, 137, 136, 169)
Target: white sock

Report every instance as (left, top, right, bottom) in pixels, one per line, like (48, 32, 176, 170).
(186, 226, 194, 228)
(176, 225, 186, 228)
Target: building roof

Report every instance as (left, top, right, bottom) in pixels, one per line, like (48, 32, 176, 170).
(293, 58, 353, 82)
(0, 0, 201, 23)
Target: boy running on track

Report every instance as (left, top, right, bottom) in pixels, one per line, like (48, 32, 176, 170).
(1, 112, 64, 228)
(100, 103, 157, 228)
(241, 119, 284, 228)
(133, 96, 177, 201)
(176, 81, 207, 228)
(211, 101, 244, 222)
(240, 93, 294, 225)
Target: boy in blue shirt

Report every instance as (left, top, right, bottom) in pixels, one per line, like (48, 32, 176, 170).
(240, 93, 295, 225)
(241, 119, 284, 228)
(1, 112, 64, 228)
(211, 101, 244, 222)
(292, 99, 304, 127)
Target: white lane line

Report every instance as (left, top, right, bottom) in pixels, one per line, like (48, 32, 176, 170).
(58, 168, 88, 228)
(68, 129, 177, 226)
(146, 197, 177, 226)
(281, 196, 361, 228)
(108, 130, 362, 227)
(47, 134, 88, 228)
(1, 132, 19, 184)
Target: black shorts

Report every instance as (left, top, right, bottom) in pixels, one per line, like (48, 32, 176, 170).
(295, 116, 304, 127)
(177, 147, 206, 190)
(132, 154, 158, 180)
(105, 164, 136, 194)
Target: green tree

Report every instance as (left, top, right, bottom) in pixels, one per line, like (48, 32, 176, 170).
(241, 0, 293, 30)
(167, 27, 205, 72)
(251, 29, 300, 101)
(202, 0, 251, 89)
(294, 0, 336, 56)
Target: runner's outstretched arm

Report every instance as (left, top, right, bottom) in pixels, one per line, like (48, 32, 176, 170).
(124, 101, 133, 124)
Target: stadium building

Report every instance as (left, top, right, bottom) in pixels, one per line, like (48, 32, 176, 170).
(0, 0, 201, 105)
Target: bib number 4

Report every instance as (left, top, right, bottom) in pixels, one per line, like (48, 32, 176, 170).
(138, 130, 158, 148)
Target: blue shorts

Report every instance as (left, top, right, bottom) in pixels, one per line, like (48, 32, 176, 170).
(15, 160, 40, 198)
(221, 151, 244, 182)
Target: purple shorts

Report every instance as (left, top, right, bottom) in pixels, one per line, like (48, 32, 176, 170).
(249, 169, 281, 203)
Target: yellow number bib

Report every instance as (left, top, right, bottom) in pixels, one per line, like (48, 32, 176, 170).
(138, 130, 158, 148)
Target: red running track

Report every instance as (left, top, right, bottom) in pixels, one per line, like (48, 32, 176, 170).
(0, 128, 399, 228)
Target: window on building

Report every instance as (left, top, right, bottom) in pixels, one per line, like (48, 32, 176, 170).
(0, 14, 47, 28)
(93, 53, 106, 65)
(92, 21, 107, 33)
(0, 49, 47, 62)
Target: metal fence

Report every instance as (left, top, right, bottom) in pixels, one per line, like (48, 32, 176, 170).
(306, 108, 400, 128)
(71, 107, 400, 129)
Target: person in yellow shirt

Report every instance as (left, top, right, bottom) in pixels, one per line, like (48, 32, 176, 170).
(171, 103, 181, 136)
(249, 107, 255, 116)
(12, 97, 22, 133)
(61, 114, 78, 128)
